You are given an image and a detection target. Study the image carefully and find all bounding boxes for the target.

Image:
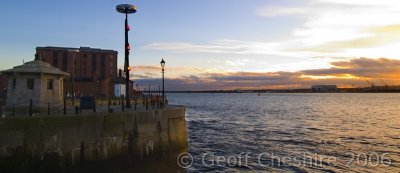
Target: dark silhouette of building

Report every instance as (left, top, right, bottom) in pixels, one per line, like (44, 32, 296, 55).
(0, 74, 7, 98)
(36, 46, 133, 97)
(311, 85, 338, 92)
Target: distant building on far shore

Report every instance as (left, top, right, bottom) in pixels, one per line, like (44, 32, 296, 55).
(311, 85, 338, 92)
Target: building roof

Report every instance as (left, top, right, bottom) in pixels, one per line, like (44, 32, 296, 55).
(36, 46, 118, 54)
(1, 59, 69, 76)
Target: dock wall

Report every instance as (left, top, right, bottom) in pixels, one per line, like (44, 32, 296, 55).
(0, 106, 188, 172)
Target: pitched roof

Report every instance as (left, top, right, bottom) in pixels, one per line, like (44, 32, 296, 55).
(1, 60, 69, 76)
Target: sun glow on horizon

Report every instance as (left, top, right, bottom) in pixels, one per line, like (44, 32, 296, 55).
(300, 74, 361, 80)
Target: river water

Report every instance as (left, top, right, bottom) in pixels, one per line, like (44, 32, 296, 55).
(168, 93, 400, 172)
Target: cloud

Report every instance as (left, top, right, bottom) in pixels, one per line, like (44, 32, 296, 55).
(143, 1, 400, 60)
(304, 57, 400, 79)
(134, 57, 400, 90)
(139, 0, 400, 78)
(256, 6, 310, 17)
(143, 39, 303, 57)
(131, 65, 206, 79)
(256, 0, 400, 58)
(290, 24, 400, 54)
(134, 65, 161, 71)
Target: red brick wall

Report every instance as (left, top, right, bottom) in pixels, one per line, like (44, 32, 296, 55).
(36, 47, 119, 97)
(36, 47, 118, 81)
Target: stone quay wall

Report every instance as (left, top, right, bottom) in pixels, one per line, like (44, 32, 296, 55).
(0, 106, 188, 172)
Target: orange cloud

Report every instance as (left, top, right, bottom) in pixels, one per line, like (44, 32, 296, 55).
(135, 57, 400, 91)
(131, 65, 206, 79)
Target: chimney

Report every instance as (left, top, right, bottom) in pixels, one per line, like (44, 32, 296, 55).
(34, 54, 41, 61)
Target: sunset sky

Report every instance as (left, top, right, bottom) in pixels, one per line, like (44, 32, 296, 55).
(1, 0, 400, 90)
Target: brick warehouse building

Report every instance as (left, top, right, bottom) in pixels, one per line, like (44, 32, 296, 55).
(36, 46, 134, 97)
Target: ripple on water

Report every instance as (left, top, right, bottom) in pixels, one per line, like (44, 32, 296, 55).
(168, 93, 400, 173)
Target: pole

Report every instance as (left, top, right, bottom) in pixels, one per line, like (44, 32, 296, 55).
(124, 13, 131, 108)
(158, 85, 161, 109)
(72, 51, 75, 107)
(162, 67, 165, 107)
(63, 97, 66, 115)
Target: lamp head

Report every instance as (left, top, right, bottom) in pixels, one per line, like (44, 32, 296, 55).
(116, 4, 137, 14)
(160, 58, 165, 67)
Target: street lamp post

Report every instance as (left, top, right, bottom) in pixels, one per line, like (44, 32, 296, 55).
(160, 59, 165, 107)
(116, 4, 136, 108)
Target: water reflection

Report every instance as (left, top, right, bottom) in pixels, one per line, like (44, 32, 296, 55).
(169, 93, 400, 172)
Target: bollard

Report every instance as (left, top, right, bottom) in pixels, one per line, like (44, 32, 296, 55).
(48, 102, 50, 116)
(12, 104, 15, 117)
(93, 98, 96, 113)
(75, 106, 79, 115)
(151, 95, 155, 110)
(29, 99, 33, 117)
(63, 97, 66, 115)
(156, 95, 160, 109)
(134, 98, 137, 111)
(80, 142, 85, 163)
(108, 96, 111, 111)
(145, 96, 149, 110)
(122, 96, 125, 112)
(146, 96, 148, 110)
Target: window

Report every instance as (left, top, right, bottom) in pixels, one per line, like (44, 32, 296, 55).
(110, 62, 114, 76)
(27, 79, 34, 90)
(63, 52, 68, 71)
(47, 79, 53, 90)
(12, 78, 16, 89)
(53, 57, 58, 67)
(101, 55, 106, 78)
(92, 54, 97, 71)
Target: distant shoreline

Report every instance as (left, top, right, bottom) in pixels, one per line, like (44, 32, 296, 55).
(160, 86, 400, 93)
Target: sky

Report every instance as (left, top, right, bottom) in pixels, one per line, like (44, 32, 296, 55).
(1, 0, 400, 90)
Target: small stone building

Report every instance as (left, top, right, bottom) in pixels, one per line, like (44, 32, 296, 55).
(1, 54, 69, 116)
